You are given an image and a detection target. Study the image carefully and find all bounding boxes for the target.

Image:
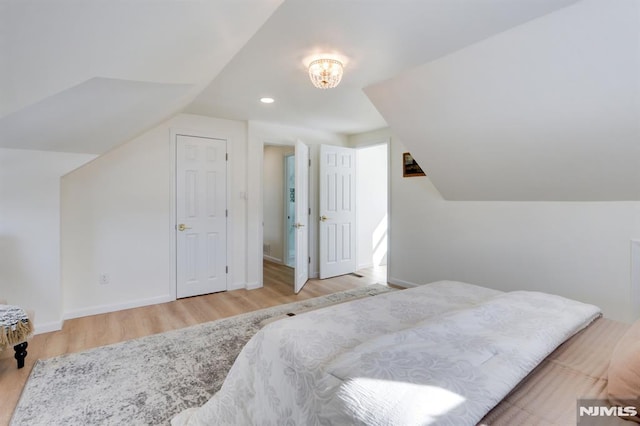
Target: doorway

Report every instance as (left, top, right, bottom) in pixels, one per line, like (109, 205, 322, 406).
(356, 143, 388, 273)
(262, 142, 310, 293)
(263, 145, 295, 287)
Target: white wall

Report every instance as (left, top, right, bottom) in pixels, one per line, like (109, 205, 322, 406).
(384, 133, 640, 323)
(246, 121, 347, 288)
(263, 145, 293, 263)
(0, 148, 95, 332)
(355, 144, 388, 269)
(61, 113, 248, 318)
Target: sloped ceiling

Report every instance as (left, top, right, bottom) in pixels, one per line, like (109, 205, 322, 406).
(0, 0, 580, 154)
(7, 0, 627, 203)
(187, 0, 580, 135)
(366, 0, 640, 201)
(0, 0, 284, 154)
(0, 78, 193, 154)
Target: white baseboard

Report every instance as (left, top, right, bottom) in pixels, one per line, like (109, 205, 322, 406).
(34, 320, 64, 335)
(388, 277, 419, 288)
(245, 281, 262, 290)
(227, 281, 246, 291)
(263, 255, 283, 264)
(63, 294, 174, 320)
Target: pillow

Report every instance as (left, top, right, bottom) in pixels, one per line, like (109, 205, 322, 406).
(608, 319, 640, 423)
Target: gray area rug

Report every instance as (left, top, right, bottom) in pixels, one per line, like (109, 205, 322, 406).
(11, 285, 394, 426)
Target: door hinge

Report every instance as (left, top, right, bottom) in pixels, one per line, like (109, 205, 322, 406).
(225, 209, 228, 217)
(226, 153, 228, 161)
(308, 207, 311, 215)
(308, 256, 311, 264)
(309, 159, 311, 167)
(226, 266, 229, 274)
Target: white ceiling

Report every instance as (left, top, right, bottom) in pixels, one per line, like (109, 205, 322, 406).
(187, 0, 581, 135)
(0, 78, 193, 154)
(0, 0, 284, 153)
(0, 0, 579, 155)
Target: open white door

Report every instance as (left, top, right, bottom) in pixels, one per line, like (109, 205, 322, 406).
(294, 140, 309, 293)
(176, 135, 227, 298)
(319, 144, 357, 279)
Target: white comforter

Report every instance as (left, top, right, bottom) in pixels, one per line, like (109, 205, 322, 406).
(172, 281, 600, 426)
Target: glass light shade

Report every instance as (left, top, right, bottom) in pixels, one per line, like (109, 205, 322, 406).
(308, 59, 343, 89)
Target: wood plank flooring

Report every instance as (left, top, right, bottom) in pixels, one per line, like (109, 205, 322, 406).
(0, 262, 387, 425)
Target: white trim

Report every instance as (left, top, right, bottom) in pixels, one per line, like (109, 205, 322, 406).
(358, 262, 374, 270)
(227, 282, 246, 291)
(385, 138, 392, 287)
(170, 128, 233, 297)
(631, 240, 640, 319)
(33, 320, 64, 334)
(63, 295, 173, 320)
(263, 255, 283, 264)
(387, 277, 419, 288)
(283, 153, 295, 268)
(245, 281, 262, 290)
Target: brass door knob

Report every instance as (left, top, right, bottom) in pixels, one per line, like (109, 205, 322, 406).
(294, 223, 305, 229)
(177, 223, 192, 231)
(320, 215, 330, 222)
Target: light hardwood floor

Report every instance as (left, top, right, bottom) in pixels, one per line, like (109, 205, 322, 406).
(0, 262, 387, 425)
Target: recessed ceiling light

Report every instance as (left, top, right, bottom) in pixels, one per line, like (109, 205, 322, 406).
(260, 97, 275, 104)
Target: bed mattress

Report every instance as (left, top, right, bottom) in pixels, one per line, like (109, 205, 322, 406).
(173, 281, 604, 426)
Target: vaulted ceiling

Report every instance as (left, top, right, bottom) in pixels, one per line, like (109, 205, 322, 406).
(4, 0, 637, 201)
(1, 0, 577, 154)
(366, 0, 640, 201)
(185, 0, 579, 135)
(0, 0, 284, 154)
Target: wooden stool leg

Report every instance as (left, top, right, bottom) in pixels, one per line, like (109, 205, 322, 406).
(14, 342, 28, 369)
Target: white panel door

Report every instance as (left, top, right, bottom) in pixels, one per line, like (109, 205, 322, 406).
(319, 144, 357, 279)
(176, 135, 227, 298)
(294, 140, 309, 293)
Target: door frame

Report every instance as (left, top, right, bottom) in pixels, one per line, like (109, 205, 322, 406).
(255, 138, 311, 289)
(354, 140, 390, 272)
(293, 140, 310, 292)
(283, 153, 296, 268)
(362, 138, 391, 287)
(169, 129, 233, 299)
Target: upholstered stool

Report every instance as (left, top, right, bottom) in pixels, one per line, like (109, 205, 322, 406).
(0, 302, 34, 369)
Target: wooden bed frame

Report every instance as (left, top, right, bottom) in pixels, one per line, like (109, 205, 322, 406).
(481, 317, 630, 425)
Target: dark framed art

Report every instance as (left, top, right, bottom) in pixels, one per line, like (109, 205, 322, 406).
(402, 152, 426, 177)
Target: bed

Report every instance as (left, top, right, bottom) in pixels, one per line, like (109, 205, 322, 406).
(172, 281, 638, 426)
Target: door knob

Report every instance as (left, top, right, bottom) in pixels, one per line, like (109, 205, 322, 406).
(294, 223, 305, 229)
(177, 223, 192, 231)
(320, 215, 330, 222)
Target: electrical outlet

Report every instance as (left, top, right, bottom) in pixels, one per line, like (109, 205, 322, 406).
(99, 273, 110, 285)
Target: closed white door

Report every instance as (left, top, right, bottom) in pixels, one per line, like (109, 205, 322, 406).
(176, 135, 227, 298)
(319, 144, 356, 279)
(294, 140, 309, 293)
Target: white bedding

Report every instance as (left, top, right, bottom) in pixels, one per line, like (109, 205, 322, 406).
(172, 281, 600, 426)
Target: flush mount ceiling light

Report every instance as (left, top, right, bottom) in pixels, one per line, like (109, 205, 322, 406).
(260, 97, 275, 104)
(308, 58, 344, 89)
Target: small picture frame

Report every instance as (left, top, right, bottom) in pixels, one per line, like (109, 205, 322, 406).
(402, 152, 426, 177)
